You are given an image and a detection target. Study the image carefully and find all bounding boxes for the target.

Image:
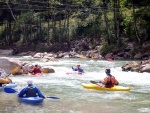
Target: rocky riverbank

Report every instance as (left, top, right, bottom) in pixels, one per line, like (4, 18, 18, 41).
(0, 51, 150, 74)
(0, 39, 150, 74)
(0, 39, 150, 60)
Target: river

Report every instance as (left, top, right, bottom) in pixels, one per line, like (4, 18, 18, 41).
(0, 57, 150, 113)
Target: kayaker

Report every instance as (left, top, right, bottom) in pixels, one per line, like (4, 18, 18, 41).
(72, 64, 84, 73)
(100, 69, 119, 88)
(30, 64, 42, 75)
(18, 80, 45, 98)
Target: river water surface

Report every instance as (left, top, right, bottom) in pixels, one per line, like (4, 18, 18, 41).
(0, 57, 150, 113)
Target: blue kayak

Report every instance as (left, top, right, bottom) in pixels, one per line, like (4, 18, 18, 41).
(4, 83, 18, 88)
(20, 97, 44, 104)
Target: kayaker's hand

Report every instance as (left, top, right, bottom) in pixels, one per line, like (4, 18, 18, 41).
(115, 82, 119, 85)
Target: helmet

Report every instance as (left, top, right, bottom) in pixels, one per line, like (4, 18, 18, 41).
(27, 80, 33, 85)
(105, 69, 110, 73)
(35, 64, 38, 67)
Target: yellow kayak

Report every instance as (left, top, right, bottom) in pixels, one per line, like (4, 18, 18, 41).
(82, 83, 131, 91)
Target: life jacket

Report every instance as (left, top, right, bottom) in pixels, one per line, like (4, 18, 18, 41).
(104, 75, 117, 88)
(32, 67, 41, 74)
(25, 86, 37, 97)
(77, 68, 84, 73)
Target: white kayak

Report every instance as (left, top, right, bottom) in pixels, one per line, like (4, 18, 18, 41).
(0, 83, 18, 89)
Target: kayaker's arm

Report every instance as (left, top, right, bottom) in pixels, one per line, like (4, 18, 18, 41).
(35, 87, 45, 98)
(72, 66, 75, 71)
(18, 88, 27, 97)
(72, 67, 78, 71)
(115, 81, 119, 85)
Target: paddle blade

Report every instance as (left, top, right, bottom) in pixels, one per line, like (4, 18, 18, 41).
(90, 81, 99, 84)
(4, 87, 17, 93)
(47, 96, 60, 99)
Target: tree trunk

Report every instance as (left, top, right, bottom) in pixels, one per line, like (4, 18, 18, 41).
(113, 0, 121, 45)
(132, 0, 141, 44)
(103, 0, 110, 45)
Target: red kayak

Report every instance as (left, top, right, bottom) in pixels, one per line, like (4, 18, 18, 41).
(29, 73, 43, 76)
(107, 58, 115, 61)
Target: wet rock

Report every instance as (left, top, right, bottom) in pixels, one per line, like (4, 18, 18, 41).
(122, 59, 150, 73)
(41, 67, 55, 73)
(122, 61, 139, 72)
(0, 57, 22, 74)
(134, 53, 142, 59)
(0, 49, 13, 55)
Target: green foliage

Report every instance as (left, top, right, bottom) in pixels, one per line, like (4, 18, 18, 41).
(0, 0, 149, 51)
(100, 43, 117, 55)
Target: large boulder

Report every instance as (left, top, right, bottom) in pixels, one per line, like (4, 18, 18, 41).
(11, 66, 23, 75)
(11, 63, 34, 75)
(41, 67, 55, 73)
(122, 61, 139, 72)
(0, 57, 22, 74)
(0, 49, 13, 55)
(122, 59, 150, 73)
(140, 64, 150, 73)
(134, 52, 142, 59)
(33, 52, 48, 58)
(139, 59, 150, 73)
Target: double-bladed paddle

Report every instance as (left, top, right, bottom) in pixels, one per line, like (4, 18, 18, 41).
(90, 80, 105, 87)
(4, 87, 60, 99)
(90, 80, 99, 84)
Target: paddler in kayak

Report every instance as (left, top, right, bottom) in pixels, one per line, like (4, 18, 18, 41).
(101, 69, 119, 88)
(72, 64, 84, 74)
(91, 69, 119, 88)
(30, 64, 42, 75)
(18, 80, 45, 98)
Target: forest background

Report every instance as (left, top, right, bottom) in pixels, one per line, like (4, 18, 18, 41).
(0, 0, 150, 59)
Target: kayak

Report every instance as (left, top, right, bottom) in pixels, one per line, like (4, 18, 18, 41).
(66, 71, 83, 75)
(30, 73, 43, 76)
(33, 73, 43, 76)
(82, 83, 131, 91)
(1, 83, 18, 89)
(0, 83, 18, 90)
(3, 83, 18, 88)
(107, 58, 115, 61)
(19, 97, 44, 104)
